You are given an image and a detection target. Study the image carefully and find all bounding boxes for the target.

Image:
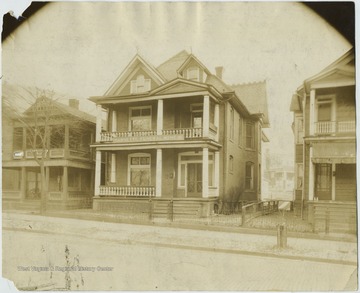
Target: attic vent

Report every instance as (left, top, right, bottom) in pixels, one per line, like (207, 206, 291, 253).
(130, 75, 151, 94)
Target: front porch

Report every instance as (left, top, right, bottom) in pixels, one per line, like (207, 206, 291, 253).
(2, 165, 94, 211)
(93, 148, 221, 216)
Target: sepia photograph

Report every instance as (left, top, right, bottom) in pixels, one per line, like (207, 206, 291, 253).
(1, 1, 357, 291)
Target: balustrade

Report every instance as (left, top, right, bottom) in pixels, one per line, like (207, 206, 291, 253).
(99, 185, 155, 197)
(315, 121, 355, 134)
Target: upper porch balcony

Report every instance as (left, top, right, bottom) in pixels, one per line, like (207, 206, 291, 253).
(96, 95, 220, 145)
(315, 120, 356, 135)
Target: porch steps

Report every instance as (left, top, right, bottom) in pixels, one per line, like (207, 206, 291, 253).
(153, 200, 202, 217)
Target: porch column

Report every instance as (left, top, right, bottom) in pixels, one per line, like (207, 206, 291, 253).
(331, 163, 336, 201)
(157, 99, 163, 136)
(203, 95, 210, 137)
(214, 103, 219, 141)
(20, 167, 26, 199)
(63, 166, 68, 199)
(309, 89, 315, 136)
(64, 124, 69, 157)
(214, 151, 220, 196)
(309, 146, 314, 200)
(202, 148, 209, 198)
(156, 149, 162, 197)
(96, 104, 102, 142)
(94, 151, 102, 197)
(112, 110, 117, 132)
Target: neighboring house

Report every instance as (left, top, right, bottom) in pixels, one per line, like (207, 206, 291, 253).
(290, 48, 356, 232)
(265, 167, 294, 200)
(89, 50, 269, 216)
(2, 94, 96, 210)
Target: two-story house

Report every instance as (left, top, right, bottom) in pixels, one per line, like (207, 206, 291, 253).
(290, 48, 356, 232)
(2, 93, 96, 210)
(90, 50, 269, 217)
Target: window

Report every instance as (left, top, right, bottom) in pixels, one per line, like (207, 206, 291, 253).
(129, 106, 152, 131)
(295, 116, 304, 144)
(110, 153, 116, 183)
(190, 104, 203, 128)
(315, 95, 335, 133)
(128, 154, 151, 186)
(130, 75, 151, 94)
(296, 163, 303, 189)
(229, 107, 234, 141)
(187, 67, 199, 82)
(238, 117, 242, 147)
(245, 162, 254, 190)
(246, 122, 255, 149)
(229, 155, 234, 173)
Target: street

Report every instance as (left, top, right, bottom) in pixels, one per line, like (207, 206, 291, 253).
(3, 227, 356, 291)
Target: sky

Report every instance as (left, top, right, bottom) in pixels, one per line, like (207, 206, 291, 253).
(1, 1, 351, 164)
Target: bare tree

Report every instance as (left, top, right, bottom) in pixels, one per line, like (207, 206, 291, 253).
(3, 86, 93, 214)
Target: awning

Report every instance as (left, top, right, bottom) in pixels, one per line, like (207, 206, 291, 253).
(312, 142, 356, 164)
(312, 157, 356, 164)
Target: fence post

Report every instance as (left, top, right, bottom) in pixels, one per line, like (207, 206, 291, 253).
(325, 209, 330, 234)
(241, 206, 246, 226)
(148, 199, 153, 221)
(277, 224, 287, 248)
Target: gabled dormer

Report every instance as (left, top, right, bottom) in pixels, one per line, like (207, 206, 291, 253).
(177, 54, 211, 83)
(105, 54, 166, 97)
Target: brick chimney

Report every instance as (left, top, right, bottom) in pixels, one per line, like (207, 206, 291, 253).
(69, 99, 79, 110)
(215, 66, 224, 79)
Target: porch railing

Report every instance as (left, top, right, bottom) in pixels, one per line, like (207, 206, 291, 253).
(100, 127, 204, 142)
(315, 121, 355, 134)
(99, 186, 155, 197)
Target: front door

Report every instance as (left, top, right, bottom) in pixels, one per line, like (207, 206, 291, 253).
(315, 163, 332, 200)
(187, 163, 202, 197)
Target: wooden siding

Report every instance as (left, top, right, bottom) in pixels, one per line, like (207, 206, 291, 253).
(336, 164, 356, 201)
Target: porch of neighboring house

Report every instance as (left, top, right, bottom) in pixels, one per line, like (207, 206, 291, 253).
(306, 157, 356, 234)
(2, 165, 94, 210)
(93, 148, 221, 217)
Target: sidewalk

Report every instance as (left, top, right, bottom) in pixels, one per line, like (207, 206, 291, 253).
(3, 211, 357, 265)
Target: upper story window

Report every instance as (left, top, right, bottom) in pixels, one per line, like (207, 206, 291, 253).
(245, 122, 255, 149)
(229, 107, 234, 141)
(129, 106, 152, 131)
(187, 67, 200, 82)
(315, 95, 336, 134)
(190, 104, 203, 128)
(130, 75, 151, 94)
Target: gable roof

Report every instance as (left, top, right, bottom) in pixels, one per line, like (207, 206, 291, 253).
(304, 48, 355, 92)
(231, 81, 270, 127)
(105, 54, 167, 96)
(23, 96, 96, 124)
(156, 50, 190, 81)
